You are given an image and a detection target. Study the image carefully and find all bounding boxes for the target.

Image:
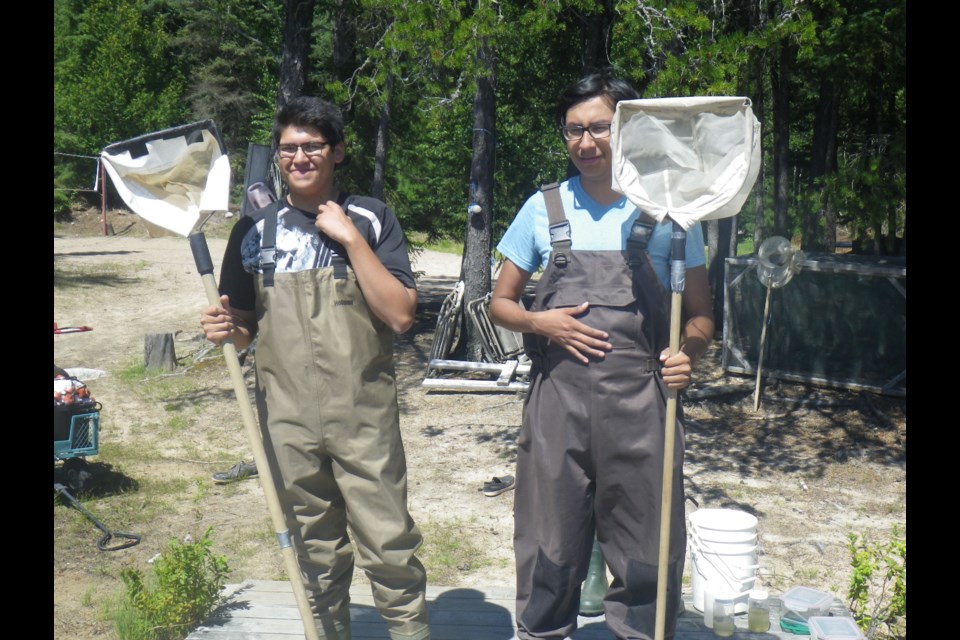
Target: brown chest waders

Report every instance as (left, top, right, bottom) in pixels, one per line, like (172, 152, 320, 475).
(513, 184, 686, 640)
(251, 208, 430, 640)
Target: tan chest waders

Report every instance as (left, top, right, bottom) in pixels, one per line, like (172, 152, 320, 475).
(250, 206, 430, 640)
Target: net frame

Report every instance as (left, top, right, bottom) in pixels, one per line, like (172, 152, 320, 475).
(611, 97, 761, 231)
(100, 120, 231, 236)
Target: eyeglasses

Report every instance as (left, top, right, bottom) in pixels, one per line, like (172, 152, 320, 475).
(276, 141, 331, 158)
(560, 123, 612, 142)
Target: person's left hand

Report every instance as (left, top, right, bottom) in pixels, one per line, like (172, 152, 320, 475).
(660, 347, 693, 390)
(314, 200, 359, 247)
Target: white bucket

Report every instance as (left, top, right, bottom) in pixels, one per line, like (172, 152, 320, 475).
(695, 529, 758, 545)
(688, 509, 760, 614)
(690, 529, 757, 555)
(689, 508, 758, 542)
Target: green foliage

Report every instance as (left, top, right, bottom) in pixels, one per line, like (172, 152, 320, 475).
(166, 0, 282, 182)
(736, 235, 755, 257)
(54, 0, 188, 155)
(52, 0, 905, 253)
(116, 527, 230, 640)
(846, 526, 906, 639)
(54, 162, 80, 221)
(54, 0, 190, 216)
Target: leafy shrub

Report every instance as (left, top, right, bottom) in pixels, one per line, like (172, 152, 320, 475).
(115, 527, 229, 640)
(54, 163, 79, 221)
(847, 526, 906, 639)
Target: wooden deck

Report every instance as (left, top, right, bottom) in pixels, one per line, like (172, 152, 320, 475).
(187, 580, 855, 639)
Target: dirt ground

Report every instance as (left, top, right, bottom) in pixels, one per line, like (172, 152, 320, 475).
(53, 207, 905, 639)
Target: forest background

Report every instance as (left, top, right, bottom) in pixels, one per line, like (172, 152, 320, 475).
(53, 0, 906, 355)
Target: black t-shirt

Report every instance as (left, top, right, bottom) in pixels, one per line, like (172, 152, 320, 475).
(219, 194, 416, 311)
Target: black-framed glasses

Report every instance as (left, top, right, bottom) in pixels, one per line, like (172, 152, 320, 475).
(276, 141, 331, 158)
(560, 123, 612, 142)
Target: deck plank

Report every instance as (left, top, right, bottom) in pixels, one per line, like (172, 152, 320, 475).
(188, 580, 853, 639)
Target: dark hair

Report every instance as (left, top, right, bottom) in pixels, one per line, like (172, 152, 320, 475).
(272, 97, 345, 149)
(556, 72, 640, 128)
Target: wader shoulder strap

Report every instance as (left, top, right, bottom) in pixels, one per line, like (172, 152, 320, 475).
(260, 204, 278, 287)
(332, 255, 348, 280)
(541, 182, 570, 267)
(260, 203, 349, 283)
(540, 182, 658, 268)
(626, 209, 659, 266)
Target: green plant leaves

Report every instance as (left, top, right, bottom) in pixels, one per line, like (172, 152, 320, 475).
(115, 527, 230, 640)
(846, 526, 906, 640)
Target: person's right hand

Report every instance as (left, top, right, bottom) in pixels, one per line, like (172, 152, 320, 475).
(530, 302, 612, 364)
(200, 294, 238, 346)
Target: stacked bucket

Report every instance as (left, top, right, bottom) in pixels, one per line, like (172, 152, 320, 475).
(688, 508, 760, 614)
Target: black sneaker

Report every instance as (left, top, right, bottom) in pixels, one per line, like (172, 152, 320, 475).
(212, 461, 258, 484)
(480, 475, 515, 497)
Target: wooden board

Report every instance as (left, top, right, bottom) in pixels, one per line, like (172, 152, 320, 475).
(187, 580, 855, 639)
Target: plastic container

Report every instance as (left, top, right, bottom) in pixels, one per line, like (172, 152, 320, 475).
(781, 586, 835, 619)
(690, 544, 758, 609)
(689, 508, 758, 542)
(747, 589, 770, 632)
(688, 508, 760, 613)
(703, 587, 716, 629)
(54, 406, 100, 459)
(808, 616, 865, 640)
(712, 594, 736, 638)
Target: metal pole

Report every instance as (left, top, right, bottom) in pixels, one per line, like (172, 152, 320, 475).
(100, 160, 108, 237)
(753, 282, 773, 412)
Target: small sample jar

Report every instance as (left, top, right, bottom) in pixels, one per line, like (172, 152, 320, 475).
(712, 595, 736, 637)
(748, 589, 771, 632)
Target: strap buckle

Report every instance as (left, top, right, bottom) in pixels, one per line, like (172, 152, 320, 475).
(628, 218, 654, 249)
(260, 247, 276, 270)
(549, 221, 571, 245)
(626, 217, 655, 265)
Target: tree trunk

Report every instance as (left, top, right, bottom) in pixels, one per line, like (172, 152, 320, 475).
(332, 0, 355, 82)
(144, 333, 176, 372)
(706, 220, 719, 268)
(371, 72, 394, 201)
(579, 0, 614, 72)
(706, 219, 734, 336)
(899, 213, 906, 257)
(806, 78, 840, 252)
(278, 0, 314, 109)
(751, 53, 766, 250)
(771, 42, 793, 239)
(456, 42, 496, 363)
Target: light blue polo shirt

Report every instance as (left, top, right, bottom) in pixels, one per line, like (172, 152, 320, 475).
(497, 176, 706, 289)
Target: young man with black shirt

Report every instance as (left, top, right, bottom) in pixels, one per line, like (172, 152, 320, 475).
(201, 96, 429, 640)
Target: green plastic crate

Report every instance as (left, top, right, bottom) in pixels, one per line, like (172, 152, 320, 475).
(54, 407, 100, 459)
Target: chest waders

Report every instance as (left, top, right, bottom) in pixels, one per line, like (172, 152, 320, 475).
(251, 207, 430, 640)
(513, 184, 686, 640)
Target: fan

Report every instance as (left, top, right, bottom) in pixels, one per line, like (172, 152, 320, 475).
(756, 235, 804, 289)
(753, 236, 805, 411)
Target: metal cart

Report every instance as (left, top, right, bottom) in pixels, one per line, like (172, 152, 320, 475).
(54, 325, 140, 551)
